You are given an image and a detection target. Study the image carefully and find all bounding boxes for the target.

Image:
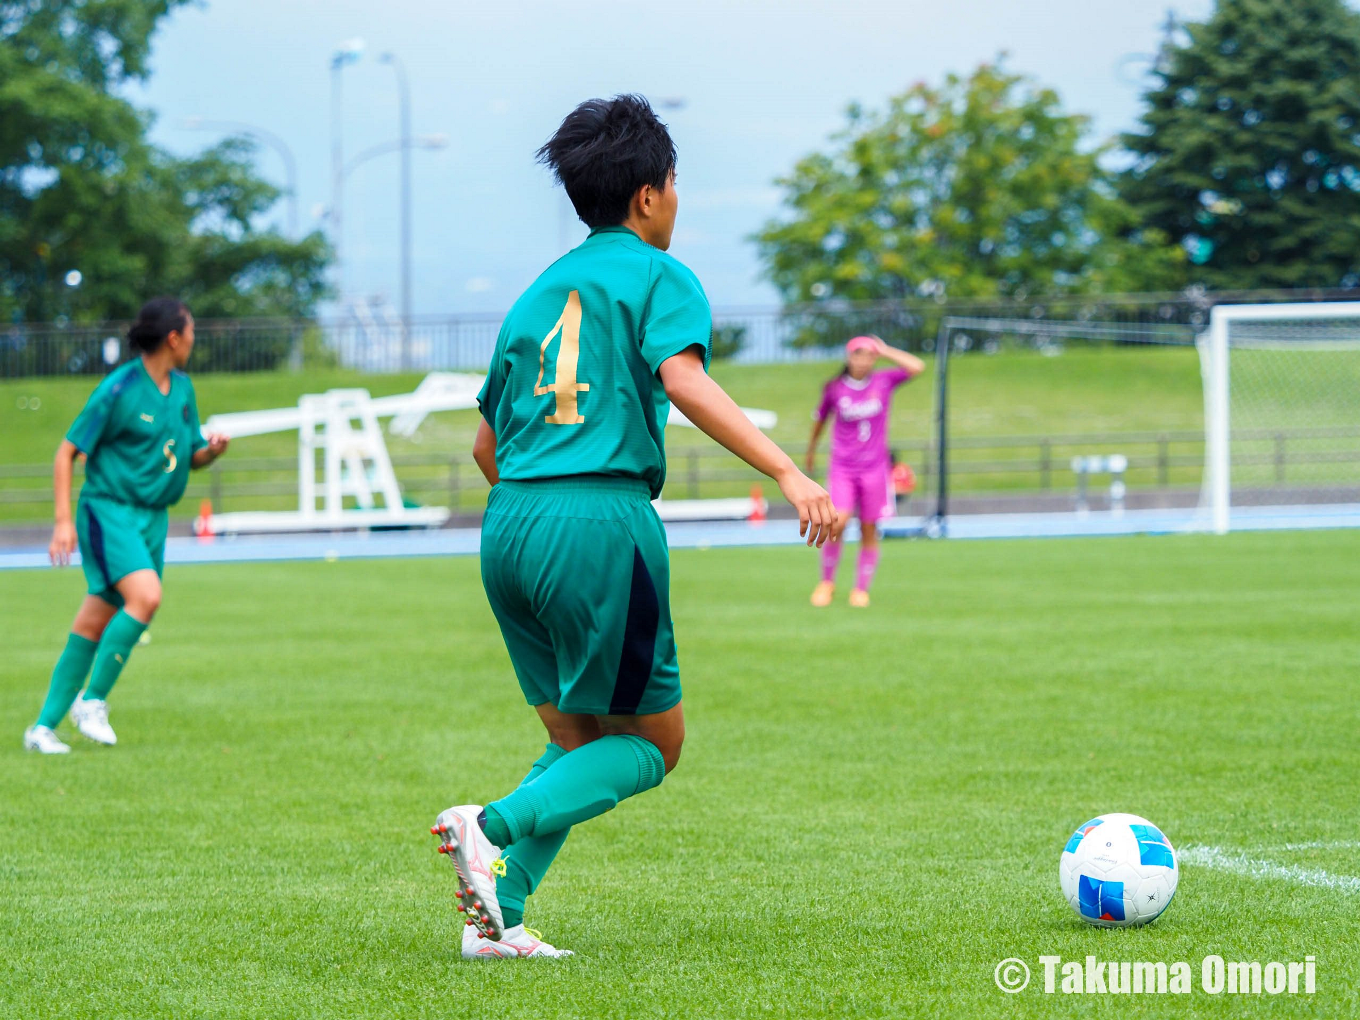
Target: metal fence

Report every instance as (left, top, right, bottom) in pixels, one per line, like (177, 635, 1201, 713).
(5, 428, 1355, 526)
(7, 287, 1360, 378)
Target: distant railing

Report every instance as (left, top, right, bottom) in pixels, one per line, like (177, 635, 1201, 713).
(6, 287, 1360, 378)
(3, 426, 1356, 523)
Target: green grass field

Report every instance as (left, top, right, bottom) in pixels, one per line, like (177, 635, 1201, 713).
(1, 346, 1208, 521)
(3, 530, 1357, 1018)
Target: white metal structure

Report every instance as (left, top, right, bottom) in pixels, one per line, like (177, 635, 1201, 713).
(1201, 302, 1360, 534)
(202, 373, 777, 534)
(1071, 454, 1128, 515)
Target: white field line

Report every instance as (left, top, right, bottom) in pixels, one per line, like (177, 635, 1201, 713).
(1182, 845, 1360, 893)
(1266, 841, 1360, 852)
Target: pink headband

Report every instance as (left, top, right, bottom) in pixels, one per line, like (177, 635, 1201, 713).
(846, 336, 877, 354)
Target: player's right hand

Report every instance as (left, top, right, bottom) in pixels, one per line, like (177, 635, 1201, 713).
(777, 469, 838, 548)
(49, 520, 77, 567)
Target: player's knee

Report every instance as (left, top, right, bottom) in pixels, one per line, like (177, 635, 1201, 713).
(657, 725, 685, 775)
(127, 584, 162, 621)
(661, 742, 682, 774)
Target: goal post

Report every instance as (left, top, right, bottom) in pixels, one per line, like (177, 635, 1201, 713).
(1202, 302, 1360, 533)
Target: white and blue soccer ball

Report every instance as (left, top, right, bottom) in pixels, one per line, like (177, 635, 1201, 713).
(1059, 812, 1179, 927)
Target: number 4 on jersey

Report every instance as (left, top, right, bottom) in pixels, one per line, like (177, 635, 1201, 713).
(535, 290, 591, 424)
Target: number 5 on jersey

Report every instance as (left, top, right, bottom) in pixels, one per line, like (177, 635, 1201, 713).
(535, 290, 591, 424)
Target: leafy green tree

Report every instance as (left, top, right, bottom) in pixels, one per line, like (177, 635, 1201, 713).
(709, 323, 746, 360)
(0, 1, 328, 325)
(754, 62, 1181, 322)
(1122, 0, 1360, 289)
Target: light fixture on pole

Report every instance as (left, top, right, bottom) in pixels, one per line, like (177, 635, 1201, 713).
(180, 117, 300, 237)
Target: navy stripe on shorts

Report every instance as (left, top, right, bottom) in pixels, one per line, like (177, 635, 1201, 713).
(610, 545, 660, 715)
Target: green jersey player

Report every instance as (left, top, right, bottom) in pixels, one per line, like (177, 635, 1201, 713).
(24, 299, 229, 754)
(431, 95, 838, 959)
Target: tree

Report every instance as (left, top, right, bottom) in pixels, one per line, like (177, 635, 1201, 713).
(1121, 0, 1360, 290)
(0, 1, 328, 325)
(754, 62, 1181, 322)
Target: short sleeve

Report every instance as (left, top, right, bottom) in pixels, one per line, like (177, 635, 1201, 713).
(65, 379, 115, 455)
(476, 324, 509, 427)
(813, 383, 837, 422)
(641, 258, 712, 374)
(187, 385, 208, 454)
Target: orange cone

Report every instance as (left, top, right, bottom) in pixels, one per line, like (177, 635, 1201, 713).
(193, 499, 215, 542)
(748, 484, 766, 523)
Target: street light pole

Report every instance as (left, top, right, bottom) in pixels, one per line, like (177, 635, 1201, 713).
(330, 38, 364, 308)
(380, 53, 413, 370)
(180, 118, 300, 236)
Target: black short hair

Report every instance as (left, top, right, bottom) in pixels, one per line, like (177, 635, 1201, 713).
(537, 94, 676, 229)
(127, 297, 191, 353)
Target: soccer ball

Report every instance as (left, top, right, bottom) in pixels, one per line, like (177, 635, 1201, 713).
(1059, 812, 1178, 927)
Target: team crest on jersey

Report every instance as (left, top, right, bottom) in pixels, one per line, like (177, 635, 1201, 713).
(140, 412, 155, 423)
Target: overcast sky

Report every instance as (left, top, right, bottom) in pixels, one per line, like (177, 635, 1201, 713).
(131, 0, 1214, 315)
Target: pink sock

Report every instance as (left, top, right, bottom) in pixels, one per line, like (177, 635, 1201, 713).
(820, 539, 843, 583)
(855, 546, 881, 592)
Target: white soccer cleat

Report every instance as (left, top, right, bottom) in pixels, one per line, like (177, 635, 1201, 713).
(70, 698, 117, 745)
(432, 805, 506, 941)
(23, 725, 71, 755)
(462, 923, 573, 960)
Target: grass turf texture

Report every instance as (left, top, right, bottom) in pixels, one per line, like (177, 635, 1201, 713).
(0, 346, 1208, 521)
(2, 530, 1357, 1018)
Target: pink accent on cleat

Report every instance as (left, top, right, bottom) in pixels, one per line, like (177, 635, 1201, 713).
(432, 805, 505, 942)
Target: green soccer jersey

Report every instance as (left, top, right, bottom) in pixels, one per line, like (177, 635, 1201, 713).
(66, 360, 208, 509)
(477, 226, 713, 498)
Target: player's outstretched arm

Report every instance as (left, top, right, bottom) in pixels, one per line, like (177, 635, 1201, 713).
(50, 440, 79, 566)
(659, 348, 838, 547)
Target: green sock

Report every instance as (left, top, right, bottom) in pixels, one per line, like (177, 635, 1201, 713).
(85, 610, 148, 702)
(483, 734, 665, 847)
(35, 633, 98, 729)
(497, 744, 571, 929)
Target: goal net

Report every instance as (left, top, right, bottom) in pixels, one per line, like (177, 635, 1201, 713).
(928, 317, 1203, 535)
(1202, 303, 1360, 532)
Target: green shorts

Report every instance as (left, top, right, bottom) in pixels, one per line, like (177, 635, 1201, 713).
(77, 495, 168, 607)
(480, 476, 680, 717)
